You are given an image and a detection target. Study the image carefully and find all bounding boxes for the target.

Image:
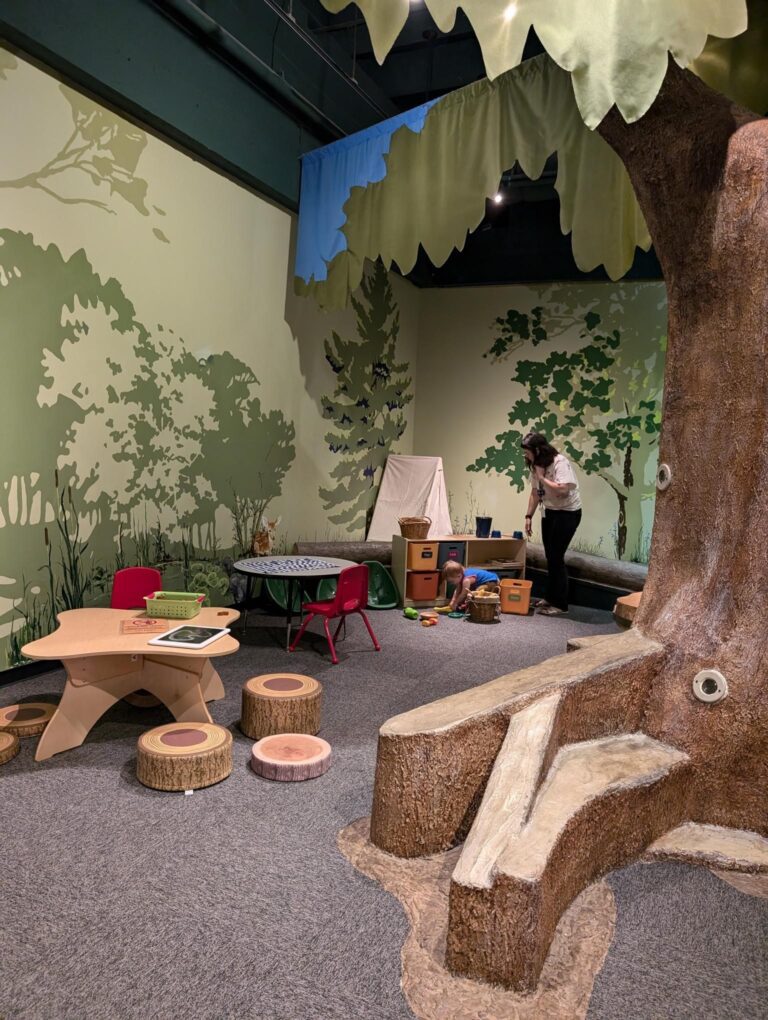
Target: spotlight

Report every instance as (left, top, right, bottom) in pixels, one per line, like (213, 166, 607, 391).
(504, 2, 518, 20)
(493, 193, 503, 204)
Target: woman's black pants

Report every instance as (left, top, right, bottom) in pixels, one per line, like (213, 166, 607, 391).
(541, 509, 582, 610)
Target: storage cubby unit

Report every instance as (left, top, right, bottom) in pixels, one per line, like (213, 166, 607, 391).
(392, 534, 527, 608)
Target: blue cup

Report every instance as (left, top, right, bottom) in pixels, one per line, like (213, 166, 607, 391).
(475, 516, 492, 538)
(513, 530, 524, 539)
(491, 530, 502, 538)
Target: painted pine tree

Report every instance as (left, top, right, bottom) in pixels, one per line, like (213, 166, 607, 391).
(320, 262, 413, 534)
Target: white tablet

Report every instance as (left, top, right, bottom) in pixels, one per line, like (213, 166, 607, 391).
(147, 625, 231, 649)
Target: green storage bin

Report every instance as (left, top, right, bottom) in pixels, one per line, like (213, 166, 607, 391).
(316, 578, 337, 602)
(144, 591, 205, 619)
(264, 578, 304, 612)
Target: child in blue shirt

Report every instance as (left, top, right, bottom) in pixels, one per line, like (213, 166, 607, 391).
(442, 560, 499, 611)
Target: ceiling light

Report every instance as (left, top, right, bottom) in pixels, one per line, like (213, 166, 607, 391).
(504, 2, 518, 20)
(493, 193, 503, 204)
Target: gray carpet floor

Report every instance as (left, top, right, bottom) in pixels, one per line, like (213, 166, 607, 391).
(0, 606, 765, 1020)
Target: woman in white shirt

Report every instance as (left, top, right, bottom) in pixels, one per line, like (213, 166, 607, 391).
(521, 432, 582, 615)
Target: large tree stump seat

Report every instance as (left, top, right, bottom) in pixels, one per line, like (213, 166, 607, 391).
(136, 722, 232, 791)
(250, 733, 331, 781)
(240, 673, 322, 740)
(0, 730, 20, 765)
(0, 702, 57, 738)
(447, 695, 690, 990)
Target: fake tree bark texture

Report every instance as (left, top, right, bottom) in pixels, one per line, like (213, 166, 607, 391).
(367, 63, 768, 993)
(598, 61, 768, 831)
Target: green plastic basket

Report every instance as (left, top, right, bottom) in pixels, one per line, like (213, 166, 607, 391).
(144, 591, 206, 619)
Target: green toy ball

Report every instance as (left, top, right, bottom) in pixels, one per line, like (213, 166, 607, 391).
(403, 607, 419, 620)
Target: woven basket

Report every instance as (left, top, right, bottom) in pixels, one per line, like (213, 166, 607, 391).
(143, 591, 206, 619)
(398, 516, 431, 540)
(467, 586, 501, 623)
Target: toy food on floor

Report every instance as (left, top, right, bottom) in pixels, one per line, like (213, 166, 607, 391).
(448, 610, 465, 618)
(433, 605, 452, 614)
(403, 607, 419, 620)
(421, 617, 438, 627)
(419, 610, 438, 621)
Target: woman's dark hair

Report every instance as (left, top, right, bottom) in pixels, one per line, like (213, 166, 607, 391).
(521, 432, 558, 468)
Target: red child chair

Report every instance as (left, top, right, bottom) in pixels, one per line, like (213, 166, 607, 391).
(288, 564, 381, 665)
(110, 567, 163, 610)
(110, 567, 163, 708)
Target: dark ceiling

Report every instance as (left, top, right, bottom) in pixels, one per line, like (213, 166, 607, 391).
(195, 0, 661, 286)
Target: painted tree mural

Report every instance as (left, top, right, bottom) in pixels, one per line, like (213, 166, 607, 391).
(320, 261, 412, 533)
(469, 289, 665, 559)
(0, 229, 295, 664)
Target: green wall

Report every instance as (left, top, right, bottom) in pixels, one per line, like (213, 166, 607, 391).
(0, 47, 419, 671)
(0, 45, 671, 675)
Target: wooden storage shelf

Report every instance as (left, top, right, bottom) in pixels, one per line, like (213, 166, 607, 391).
(392, 534, 527, 608)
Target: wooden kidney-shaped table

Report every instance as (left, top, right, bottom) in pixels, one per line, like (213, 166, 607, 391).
(21, 607, 240, 761)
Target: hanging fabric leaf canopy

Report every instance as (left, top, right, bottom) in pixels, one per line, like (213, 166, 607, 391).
(296, 1, 766, 308)
(295, 54, 650, 308)
(319, 0, 747, 129)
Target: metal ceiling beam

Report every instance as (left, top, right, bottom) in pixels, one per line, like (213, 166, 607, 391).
(152, 0, 347, 137)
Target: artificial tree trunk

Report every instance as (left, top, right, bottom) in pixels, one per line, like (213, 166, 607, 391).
(598, 60, 768, 833)
(366, 60, 768, 995)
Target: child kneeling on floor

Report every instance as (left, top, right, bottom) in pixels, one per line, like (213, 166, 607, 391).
(442, 561, 499, 611)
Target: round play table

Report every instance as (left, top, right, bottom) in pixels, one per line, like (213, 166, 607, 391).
(233, 556, 356, 649)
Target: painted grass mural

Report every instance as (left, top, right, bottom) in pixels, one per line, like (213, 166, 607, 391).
(469, 286, 666, 560)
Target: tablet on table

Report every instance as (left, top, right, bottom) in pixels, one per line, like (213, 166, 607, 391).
(147, 625, 231, 649)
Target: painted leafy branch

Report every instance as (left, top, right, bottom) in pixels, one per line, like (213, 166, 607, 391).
(0, 82, 169, 241)
(320, 262, 413, 533)
(0, 51, 17, 80)
(469, 295, 664, 559)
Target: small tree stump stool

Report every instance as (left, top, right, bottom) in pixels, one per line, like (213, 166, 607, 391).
(240, 673, 322, 740)
(251, 733, 332, 781)
(136, 722, 232, 791)
(614, 591, 642, 627)
(0, 702, 57, 738)
(0, 730, 20, 765)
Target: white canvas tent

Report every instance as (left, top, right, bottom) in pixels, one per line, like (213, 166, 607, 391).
(367, 455, 452, 541)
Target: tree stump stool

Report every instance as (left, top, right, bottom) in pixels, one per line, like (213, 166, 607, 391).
(240, 673, 322, 740)
(0, 730, 20, 765)
(0, 702, 56, 738)
(136, 722, 232, 791)
(614, 591, 642, 627)
(251, 733, 332, 781)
